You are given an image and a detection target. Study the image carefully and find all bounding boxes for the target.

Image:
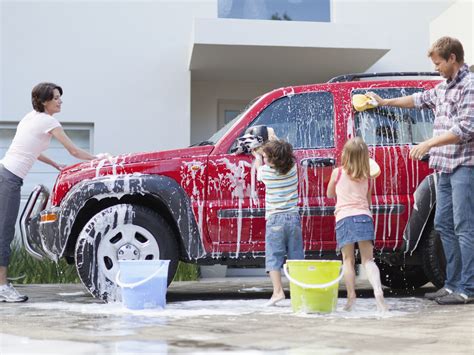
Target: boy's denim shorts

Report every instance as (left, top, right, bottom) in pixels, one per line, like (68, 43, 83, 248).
(265, 212, 304, 272)
(335, 214, 374, 251)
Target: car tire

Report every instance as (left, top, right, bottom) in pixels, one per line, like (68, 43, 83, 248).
(421, 228, 446, 289)
(376, 261, 429, 290)
(75, 204, 179, 301)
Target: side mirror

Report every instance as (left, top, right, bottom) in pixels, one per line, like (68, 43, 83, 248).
(230, 134, 265, 155)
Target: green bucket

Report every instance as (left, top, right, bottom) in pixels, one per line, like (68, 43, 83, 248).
(284, 260, 343, 313)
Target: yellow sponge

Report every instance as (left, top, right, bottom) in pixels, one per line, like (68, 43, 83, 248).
(353, 94, 378, 112)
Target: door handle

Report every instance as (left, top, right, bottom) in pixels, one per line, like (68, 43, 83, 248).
(420, 154, 430, 162)
(300, 157, 335, 168)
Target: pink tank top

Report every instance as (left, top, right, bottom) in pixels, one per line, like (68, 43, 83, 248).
(334, 168, 372, 222)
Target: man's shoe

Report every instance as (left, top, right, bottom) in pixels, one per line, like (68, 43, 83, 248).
(436, 293, 474, 305)
(425, 287, 452, 300)
(0, 283, 28, 303)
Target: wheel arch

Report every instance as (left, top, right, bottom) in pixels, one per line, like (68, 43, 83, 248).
(402, 172, 438, 256)
(57, 174, 205, 261)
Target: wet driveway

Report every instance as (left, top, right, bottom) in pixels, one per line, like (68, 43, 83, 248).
(1, 278, 473, 354)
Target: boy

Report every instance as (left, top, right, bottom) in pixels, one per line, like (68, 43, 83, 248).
(254, 140, 304, 306)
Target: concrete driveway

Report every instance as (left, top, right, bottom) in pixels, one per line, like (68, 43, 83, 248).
(1, 278, 473, 354)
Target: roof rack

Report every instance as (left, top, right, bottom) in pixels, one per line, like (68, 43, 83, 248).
(328, 72, 440, 83)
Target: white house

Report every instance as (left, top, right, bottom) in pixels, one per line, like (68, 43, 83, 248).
(1, 0, 469, 211)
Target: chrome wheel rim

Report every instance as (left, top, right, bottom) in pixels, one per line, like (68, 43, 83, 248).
(97, 224, 160, 282)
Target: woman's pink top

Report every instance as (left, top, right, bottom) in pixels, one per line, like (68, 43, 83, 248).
(334, 168, 372, 222)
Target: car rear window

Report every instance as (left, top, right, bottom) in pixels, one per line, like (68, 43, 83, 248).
(353, 88, 434, 146)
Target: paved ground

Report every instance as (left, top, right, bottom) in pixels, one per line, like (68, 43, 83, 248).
(1, 278, 473, 354)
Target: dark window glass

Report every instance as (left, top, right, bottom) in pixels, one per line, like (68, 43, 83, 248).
(353, 88, 435, 146)
(218, 0, 330, 23)
(248, 92, 334, 149)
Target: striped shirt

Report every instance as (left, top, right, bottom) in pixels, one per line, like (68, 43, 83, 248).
(257, 164, 298, 219)
(413, 64, 474, 173)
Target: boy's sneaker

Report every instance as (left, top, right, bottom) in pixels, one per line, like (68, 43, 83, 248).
(424, 287, 452, 300)
(436, 293, 474, 305)
(0, 283, 28, 303)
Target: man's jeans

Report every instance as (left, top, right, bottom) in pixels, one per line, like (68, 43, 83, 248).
(435, 166, 474, 296)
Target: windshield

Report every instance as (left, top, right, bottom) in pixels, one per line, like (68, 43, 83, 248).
(202, 97, 260, 145)
(206, 114, 242, 144)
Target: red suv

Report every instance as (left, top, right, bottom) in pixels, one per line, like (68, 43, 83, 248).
(21, 72, 445, 301)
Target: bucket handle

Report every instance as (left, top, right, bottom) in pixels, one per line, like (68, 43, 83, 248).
(283, 264, 344, 289)
(115, 262, 168, 289)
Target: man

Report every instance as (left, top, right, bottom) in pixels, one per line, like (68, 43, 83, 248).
(368, 36, 473, 305)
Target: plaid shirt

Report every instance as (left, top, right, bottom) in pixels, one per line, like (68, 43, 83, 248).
(413, 64, 474, 173)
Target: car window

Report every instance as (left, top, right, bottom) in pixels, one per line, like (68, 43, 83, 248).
(247, 91, 334, 149)
(353, 88, 434, 146)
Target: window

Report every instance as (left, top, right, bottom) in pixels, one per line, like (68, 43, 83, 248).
(247, 91, 334, 149)
(218, 0, 330, 22)
(1, 122, 93, 239)
(0, 123, 93, 199)
(353, 88, 435, 146)
(218, 100, 248, 129)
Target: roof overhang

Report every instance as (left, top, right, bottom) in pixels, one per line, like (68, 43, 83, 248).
(189, 19, 390, 84)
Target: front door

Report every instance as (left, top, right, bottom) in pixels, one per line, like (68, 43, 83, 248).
(206, 90, 337, 256)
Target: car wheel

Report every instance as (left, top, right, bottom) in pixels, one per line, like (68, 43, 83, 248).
(376, 261, 429, 290)
(421, 228, 446, 289)
(75, 204, 179, 301)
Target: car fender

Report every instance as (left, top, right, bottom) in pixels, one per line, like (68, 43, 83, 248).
(48, 174, 205, 260)
(403, 173, 438, 255)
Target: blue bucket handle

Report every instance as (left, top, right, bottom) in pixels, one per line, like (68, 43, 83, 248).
(116, 262, 168, 289)
(283, 264, 344, 289)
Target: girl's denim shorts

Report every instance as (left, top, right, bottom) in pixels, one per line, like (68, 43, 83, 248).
(335, 214, 374, 251)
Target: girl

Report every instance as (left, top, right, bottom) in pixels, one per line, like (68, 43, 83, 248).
(326, 137, 388, 312)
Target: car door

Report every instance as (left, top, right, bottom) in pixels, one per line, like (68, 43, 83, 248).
(352, 87, 435, 250)
(246, 91, 337, 252)
(206, 90, 337, 256)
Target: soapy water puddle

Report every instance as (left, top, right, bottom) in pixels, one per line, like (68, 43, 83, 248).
(2, 297, 441, 354)
(18, 297, 426, 320)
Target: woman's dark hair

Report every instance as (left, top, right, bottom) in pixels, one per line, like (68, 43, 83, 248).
(262, 140, 295, 175)
(31, 82, 63, 112)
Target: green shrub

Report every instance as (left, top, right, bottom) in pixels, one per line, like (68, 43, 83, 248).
(8, 247, 80, 284)
(173, 261, 199, 282)
(8, 247, 199, 283)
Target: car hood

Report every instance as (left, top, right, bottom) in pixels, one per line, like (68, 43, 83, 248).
(64, 145, 214, 173)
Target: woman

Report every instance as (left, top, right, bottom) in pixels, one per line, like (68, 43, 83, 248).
(0, 82, 97, 302)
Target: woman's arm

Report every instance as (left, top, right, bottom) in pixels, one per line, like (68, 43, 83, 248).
(51, 127, 97, 161)
(37, 154, 65, 171)
(326, 168, 338, 198)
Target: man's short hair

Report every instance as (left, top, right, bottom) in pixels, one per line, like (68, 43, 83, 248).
(428, 36, 464, 63)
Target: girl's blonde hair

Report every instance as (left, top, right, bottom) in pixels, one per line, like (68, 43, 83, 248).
(341, 137, 370, 180)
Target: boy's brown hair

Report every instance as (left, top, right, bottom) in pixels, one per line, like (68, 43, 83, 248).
(428, 36, 464, 63)
(262, 140, 295, 175)
(341, 137, 370, 180)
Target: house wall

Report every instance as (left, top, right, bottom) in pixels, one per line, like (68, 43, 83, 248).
(429, 0, 473, 68)
(332, 0, 455, 72)
(2, 0, 456, 151)
(1, 0, 215, 155)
